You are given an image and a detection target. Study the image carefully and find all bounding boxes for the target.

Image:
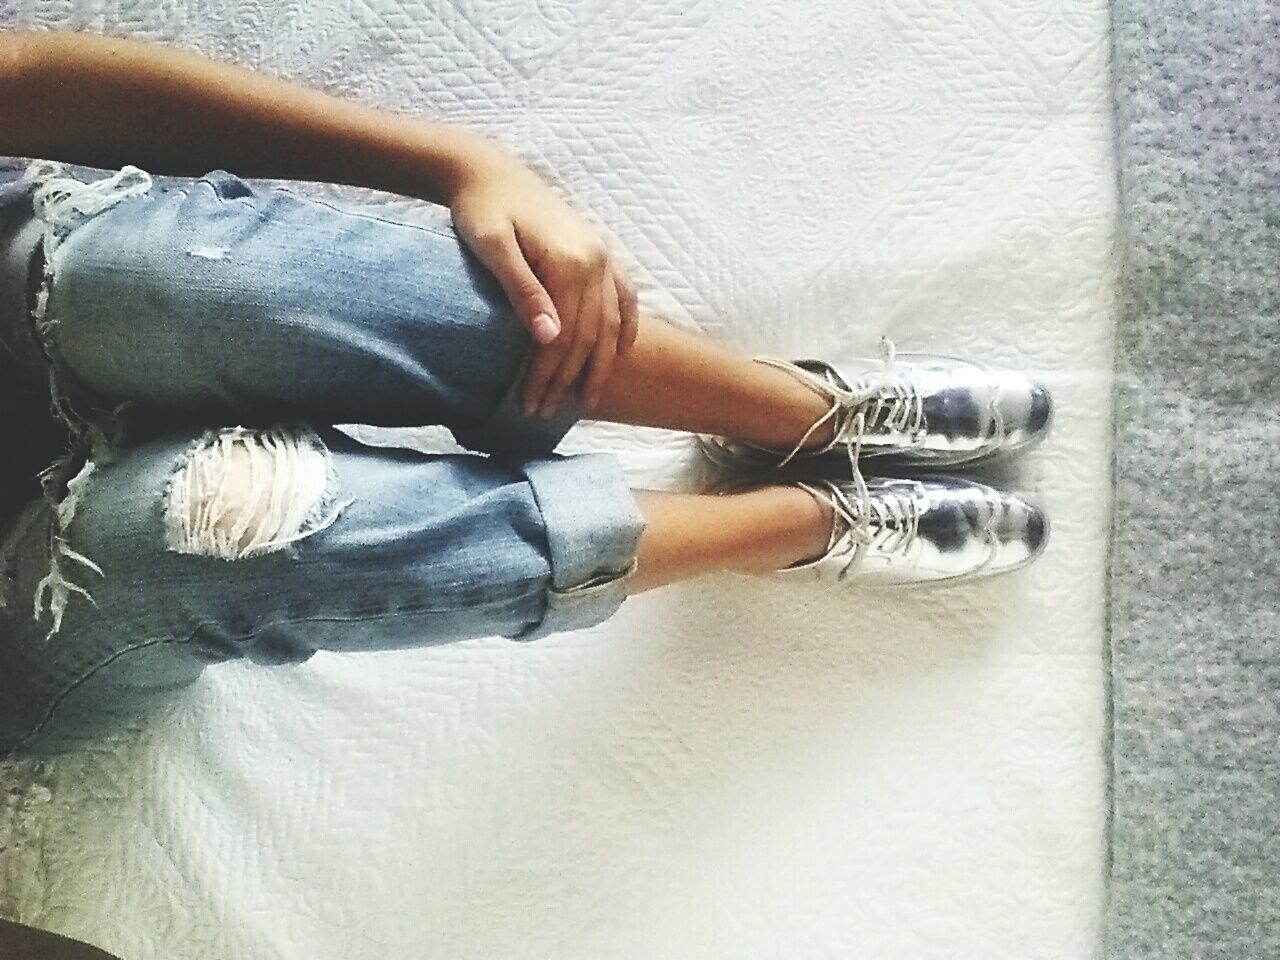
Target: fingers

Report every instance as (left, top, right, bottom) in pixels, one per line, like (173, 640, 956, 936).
(522, 266, 586, 416)
(535, 268, 602, 417)
(579, 271, 623, 410)
(512, 240, 638, 418)
(468, 226, 562, 345)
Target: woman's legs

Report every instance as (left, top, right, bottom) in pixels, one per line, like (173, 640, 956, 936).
(33, 164, 833, 458)
(0, 422, 649, 756)
(542, 312, 841, 593)
(627, 484, 834, 594)
(26, 163, 836, 611)
(579, 312, 838, 452)
(3, 164, 843, 758)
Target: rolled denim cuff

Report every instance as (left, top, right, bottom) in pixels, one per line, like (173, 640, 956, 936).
(506, 452, 646, 642)
(452, 336, 586, 458)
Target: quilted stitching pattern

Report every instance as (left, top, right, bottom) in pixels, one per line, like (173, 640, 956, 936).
(1, 2, 1116, 957)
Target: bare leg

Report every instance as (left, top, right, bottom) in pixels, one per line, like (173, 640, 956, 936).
(626, 483, 835, 594)
(556, 313, 845, 593)
(576, 313, 837, 451)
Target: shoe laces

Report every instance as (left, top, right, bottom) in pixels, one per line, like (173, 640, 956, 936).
(753, 337, 926, 481)
(793, 477, 924, 581)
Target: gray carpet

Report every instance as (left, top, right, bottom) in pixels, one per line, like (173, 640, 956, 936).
(1108, 2, 1280, 956)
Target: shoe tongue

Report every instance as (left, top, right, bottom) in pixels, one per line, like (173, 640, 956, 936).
(796, 358, 902, 403)
(789, 358, 850, 395)
(816, 357, 906, 399)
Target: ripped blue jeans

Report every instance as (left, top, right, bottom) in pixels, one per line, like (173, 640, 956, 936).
(0, 163, 646, 758)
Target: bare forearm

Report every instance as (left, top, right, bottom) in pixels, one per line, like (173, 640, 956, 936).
(0, 28, 644, 423)
(5, 30, 507, 204)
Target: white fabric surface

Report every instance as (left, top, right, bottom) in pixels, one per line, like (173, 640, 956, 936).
(1, 2, 1116, 957)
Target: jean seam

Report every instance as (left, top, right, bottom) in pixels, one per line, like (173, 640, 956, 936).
(188, 584, 542, 636)
(548, 557, 639, 595)
(5, 634, 196, 756)
(270, 187, 457, 239)
(8, 579, 548, 754)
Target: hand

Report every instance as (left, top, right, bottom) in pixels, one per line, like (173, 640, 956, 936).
(448, 151, 639, 417)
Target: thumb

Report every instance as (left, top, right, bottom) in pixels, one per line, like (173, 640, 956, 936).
(469, 228, 561, 345)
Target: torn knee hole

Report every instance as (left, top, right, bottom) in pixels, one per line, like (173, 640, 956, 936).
(164, 425, 349, 560)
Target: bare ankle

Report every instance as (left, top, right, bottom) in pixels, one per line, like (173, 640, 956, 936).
(769, 370, 838, 451)
(725, 483, 835, 574)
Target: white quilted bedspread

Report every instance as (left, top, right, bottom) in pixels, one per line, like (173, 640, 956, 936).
(1, 2, 1116, 958)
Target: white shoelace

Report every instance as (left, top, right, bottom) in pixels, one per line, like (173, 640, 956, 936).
(793, 478, 1009, 584)
(793, 477, 924, 580)
(748, 337, 924, 579)
(752, 337, 926, 481)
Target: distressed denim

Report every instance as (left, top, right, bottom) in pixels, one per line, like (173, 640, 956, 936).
(0, 163, 646, 758)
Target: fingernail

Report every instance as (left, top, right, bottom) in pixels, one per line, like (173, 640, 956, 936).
(533, 313, 559, 342)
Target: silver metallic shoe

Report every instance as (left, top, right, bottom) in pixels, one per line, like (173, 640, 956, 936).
(697, 338, 1052, 478)
(776, 474, 1048, 585)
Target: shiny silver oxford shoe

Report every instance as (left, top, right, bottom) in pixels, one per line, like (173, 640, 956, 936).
(697, 338, 1052, 477)
(777, 474, 1048, 585)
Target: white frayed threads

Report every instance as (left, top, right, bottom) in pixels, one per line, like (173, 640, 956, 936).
(32, 458, 105, 644)
(15, 160, 156, 645)
(164, 425, 355, 561)
(21, 160, 153, 228)
(186, 245, 230, 260)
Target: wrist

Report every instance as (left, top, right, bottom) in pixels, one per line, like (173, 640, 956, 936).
(428, 128, 529, 204)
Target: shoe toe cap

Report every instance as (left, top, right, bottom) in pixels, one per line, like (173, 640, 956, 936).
(993, 374, 1053, 449)
(989, 494, 1049, 572)
(909, 362, 1053, 463)
(1028, 383, 1053, 435)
